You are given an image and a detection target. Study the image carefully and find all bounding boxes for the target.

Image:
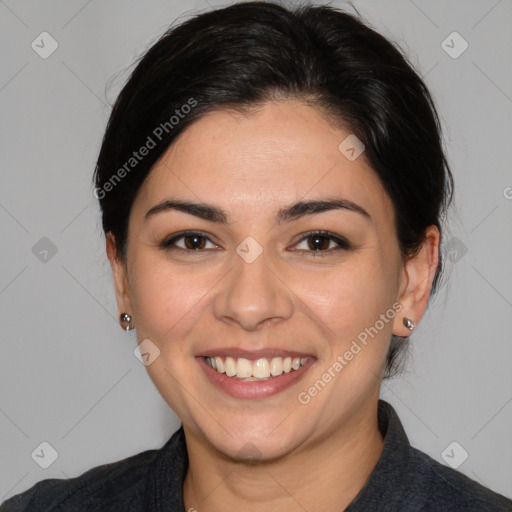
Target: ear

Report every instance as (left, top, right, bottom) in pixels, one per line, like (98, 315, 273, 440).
(106, 232, 132, 322)
(393, 225, 440, 337)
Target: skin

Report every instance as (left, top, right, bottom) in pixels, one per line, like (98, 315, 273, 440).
(107, 100, 440, 511)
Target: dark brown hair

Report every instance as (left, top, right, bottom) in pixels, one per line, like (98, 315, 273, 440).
(93, 1, 453, 378)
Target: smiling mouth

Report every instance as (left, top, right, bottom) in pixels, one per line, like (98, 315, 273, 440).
(205, 356, 308, 381)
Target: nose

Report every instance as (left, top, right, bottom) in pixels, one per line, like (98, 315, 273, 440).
(212, 248, 294, 331)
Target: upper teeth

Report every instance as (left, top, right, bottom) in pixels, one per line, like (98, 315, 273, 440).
(206, 356, 307, 380)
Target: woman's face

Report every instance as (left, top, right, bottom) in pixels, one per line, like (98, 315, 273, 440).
(110, 100, 427, 461)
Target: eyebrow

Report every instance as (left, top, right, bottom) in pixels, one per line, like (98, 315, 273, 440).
(144, 197, 371, 224)
(276, 197, 370, 224)
(145, 199, 229, 223)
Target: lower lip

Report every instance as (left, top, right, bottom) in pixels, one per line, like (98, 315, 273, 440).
(197, 357, 315, 399)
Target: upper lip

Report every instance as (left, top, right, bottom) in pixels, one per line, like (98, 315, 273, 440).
(196, 347, 315, 360)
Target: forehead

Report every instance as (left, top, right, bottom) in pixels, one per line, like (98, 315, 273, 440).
(134, 100, 394, 223)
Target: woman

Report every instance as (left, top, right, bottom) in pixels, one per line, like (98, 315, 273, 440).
(2, 1, 511, 510)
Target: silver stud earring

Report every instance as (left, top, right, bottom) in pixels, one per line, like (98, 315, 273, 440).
(403, 317, 415, 331)
(120, 312, 134, 331)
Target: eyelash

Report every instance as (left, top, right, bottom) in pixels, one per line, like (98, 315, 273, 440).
(292, 230, 351, 254)
(159, 230, 351, 256)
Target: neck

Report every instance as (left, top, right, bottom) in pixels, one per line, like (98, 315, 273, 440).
(183, 400, 384, 511)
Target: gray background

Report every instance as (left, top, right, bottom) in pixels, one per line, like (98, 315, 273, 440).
(1, 0, 511, 502)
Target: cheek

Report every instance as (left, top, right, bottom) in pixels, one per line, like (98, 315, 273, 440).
(296, 259, 397, 342)
(127, 255, 211, 350)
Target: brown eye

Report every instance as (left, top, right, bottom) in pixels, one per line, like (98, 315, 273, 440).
(160, 231, 218, 251)
(293, 231, 351, 254)
(306, 234, 331, 251)
(183, 234, 207, 250)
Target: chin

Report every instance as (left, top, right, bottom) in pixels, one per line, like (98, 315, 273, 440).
(217, 435, 297, 464)
(198, 417, 305, 464)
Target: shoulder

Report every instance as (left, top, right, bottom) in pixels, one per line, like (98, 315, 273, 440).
(407, 447, 512, 511)
(0, 447, 159, 512)
(366, 401, 512, 511)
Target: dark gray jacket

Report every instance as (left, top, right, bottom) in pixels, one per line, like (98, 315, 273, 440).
(1, 400, 511, 511)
